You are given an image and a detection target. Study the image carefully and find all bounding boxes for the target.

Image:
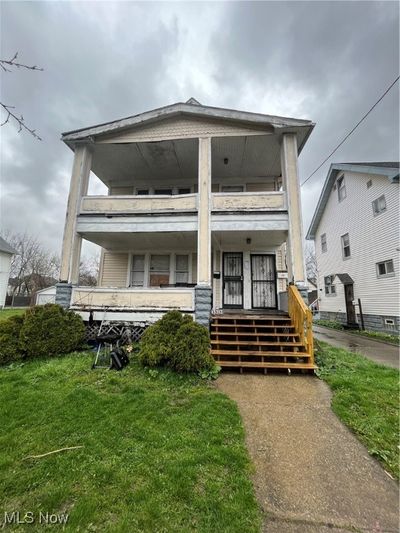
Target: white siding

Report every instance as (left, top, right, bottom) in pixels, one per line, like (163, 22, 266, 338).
(99, 252, 129, 287)
(315, 171, 399, 316)
(0, 252, 12, 307)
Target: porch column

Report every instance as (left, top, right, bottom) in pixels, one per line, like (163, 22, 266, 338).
(56, 144, 92, 308)
(195, 137, 212, 326)
(280, 133, 307, 298)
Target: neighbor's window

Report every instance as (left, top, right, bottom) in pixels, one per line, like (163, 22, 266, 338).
(337, 176, 346, 202)
(367, 179, 372, 189)
(341, 233, 351, 259)
(324, 275, 336, 295)
(130, 255, 145, 287)
(175, 255, 189, 284)
(321, 233, 327, 253)
(149, 255, 170, 286)
(372, 195, 386, 216)
(376, 259, 394, 278)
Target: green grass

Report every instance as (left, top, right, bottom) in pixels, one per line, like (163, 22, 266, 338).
(0, 353, 261, 532)
(0, 308, 28, 320)
(314, 319, 399, 344)
(315, 341, 399, 479)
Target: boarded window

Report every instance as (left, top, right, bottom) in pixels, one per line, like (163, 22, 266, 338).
(150, 255, 170, 286)
(341, 233, 351, 259)
(337, 176, 346, 202)
(324, 275, 336, 295)
(130, 255, 145, 287)
(372, 195, 386, 216)
(321, 233, 327, 253)
(376, 259, 394, 278)
(175, 255, 189, 284)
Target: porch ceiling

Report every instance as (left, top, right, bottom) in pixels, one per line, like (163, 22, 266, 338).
(81, 231, 197, 251)
(90, 134, 281, 187)
(212, 230, 287, 249)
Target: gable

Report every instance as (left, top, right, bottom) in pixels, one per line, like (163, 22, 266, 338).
(96, 115, 274, 144)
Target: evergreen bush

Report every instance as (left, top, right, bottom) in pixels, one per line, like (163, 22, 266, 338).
(0, 314, 25, 365)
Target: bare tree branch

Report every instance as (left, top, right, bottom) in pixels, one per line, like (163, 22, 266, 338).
(0, 52, 43, 140)
(0, 52, 43, 72)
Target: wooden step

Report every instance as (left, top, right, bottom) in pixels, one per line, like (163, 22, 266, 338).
(217, 361, 317, 369)
(211, 350, 310, 358)
(211, 331, 299, 337)
(211, 324, 294, 329)
(212, 316, 291, 322)
(211, 340, 303, 346)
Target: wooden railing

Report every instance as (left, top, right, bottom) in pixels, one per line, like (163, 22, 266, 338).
(288, 285, 314, 362)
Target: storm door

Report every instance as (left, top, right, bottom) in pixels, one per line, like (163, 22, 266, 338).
(222, 253, 243, 308)
(251, 255, 277, 309)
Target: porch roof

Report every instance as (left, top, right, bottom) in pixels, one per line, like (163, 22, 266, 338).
(61, 98, 314, 154)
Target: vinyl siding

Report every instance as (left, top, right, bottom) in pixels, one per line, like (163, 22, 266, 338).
(0, 252, 12, 307)
(315, 171, 399, 316)
(99, 252, 129, 287)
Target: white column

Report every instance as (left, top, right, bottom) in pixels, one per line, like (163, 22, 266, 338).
(197, 137, 212, 286)
(280, 133, 306, 286)
(60, 144, 92, 283)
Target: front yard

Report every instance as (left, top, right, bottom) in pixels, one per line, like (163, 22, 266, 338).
(315, 341, 399, 479)
(0, 353, 261, 532)
(0, 307, 28, 321)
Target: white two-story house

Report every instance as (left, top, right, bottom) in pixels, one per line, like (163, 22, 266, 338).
(56, 99, 313, 329)
(307, 162, 399, 333)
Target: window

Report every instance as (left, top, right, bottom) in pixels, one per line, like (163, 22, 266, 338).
(324, 275, 336, 295)
(175, 255, 189, 284)
(154, 188, 172, 195)
(149, 255, 170, 286)
(177, 188, 191, 195)
(136, 189, 149, 195)
(376, 259, 394, 278)
(321, 233, 327, 253)
(130, 255, 145, 287)
(372, 195, 386, 216)
(221, 185, 244, 192)
(341, 233, 351, 259)
(367, 179, 372, 189)
(337, 176, 346, 202)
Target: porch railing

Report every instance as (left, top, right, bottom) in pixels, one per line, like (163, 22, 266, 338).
(288, 285, 314, 361)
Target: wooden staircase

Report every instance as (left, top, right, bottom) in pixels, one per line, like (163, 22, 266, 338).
(210, 313, 316, 372)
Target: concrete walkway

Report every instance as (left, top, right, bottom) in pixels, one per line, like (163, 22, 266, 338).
(313, 325, 399, 369)
(216, 374, 399, 533)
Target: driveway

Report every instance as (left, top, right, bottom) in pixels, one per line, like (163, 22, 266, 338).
(216, 374, 399, 533)
(313, 325, 399, 369)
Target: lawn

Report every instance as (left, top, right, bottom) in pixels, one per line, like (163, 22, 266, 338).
(0, 307, 28, 320)
(315, 340, 399, 479)
(0, 353, 261, 532)
(314, 319, 399, 345)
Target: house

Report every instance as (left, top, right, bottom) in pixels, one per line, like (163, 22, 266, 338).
(306, 162, 399, 333)
(56, 99, 315, 370)
(0, 237, 17, 308)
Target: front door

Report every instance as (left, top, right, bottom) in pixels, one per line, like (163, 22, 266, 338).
(251, 254, 277, 309)
(344, 283, 357, 325)
(223, 252, 243, 308)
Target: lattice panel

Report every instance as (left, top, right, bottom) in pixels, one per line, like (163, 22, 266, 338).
(85, 322, 147, 344)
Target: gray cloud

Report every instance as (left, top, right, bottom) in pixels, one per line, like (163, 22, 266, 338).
(1, 1, 398, 258)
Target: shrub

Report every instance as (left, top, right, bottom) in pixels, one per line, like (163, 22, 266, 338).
(0, 314, 25, 365)
(20, 304, 85, 359)
(170, 321, 214, 373)
(138, 310, 190, 367)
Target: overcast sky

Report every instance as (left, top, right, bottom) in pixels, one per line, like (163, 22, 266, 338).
(1, 1, 399, 260)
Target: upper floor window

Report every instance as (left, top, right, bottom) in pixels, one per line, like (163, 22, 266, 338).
(154, 188, 172, 195)
(137, 189, 149, 195)
(221, 185, 244, 193)
(175, 255, 189, 284)
(372, 195, 386, 216)
(324, 275, 336, 295)
(177, 188, 191, 195)
(341, 233, 351, 259)
(321, 233, 327, 253)
(130, 255, 145, 287)
(337, 176, 346, 202)
(150, 254, 170, 286)
(376, 259, 394, 278)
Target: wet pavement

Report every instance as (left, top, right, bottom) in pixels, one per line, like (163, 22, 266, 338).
(216, 374, 399, 533)
(313, 325, 399, 369)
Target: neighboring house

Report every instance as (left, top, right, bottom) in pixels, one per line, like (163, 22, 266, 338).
(0, 237, 17, 308)
(56, 98, 314, 328)
(307, 162, 399, 333)
(35, 286, 57, 305)
(307, 278, 318, 307)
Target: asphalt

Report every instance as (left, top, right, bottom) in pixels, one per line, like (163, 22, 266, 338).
(313, 325, 399, 369)
(216, 374, 399, 533)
